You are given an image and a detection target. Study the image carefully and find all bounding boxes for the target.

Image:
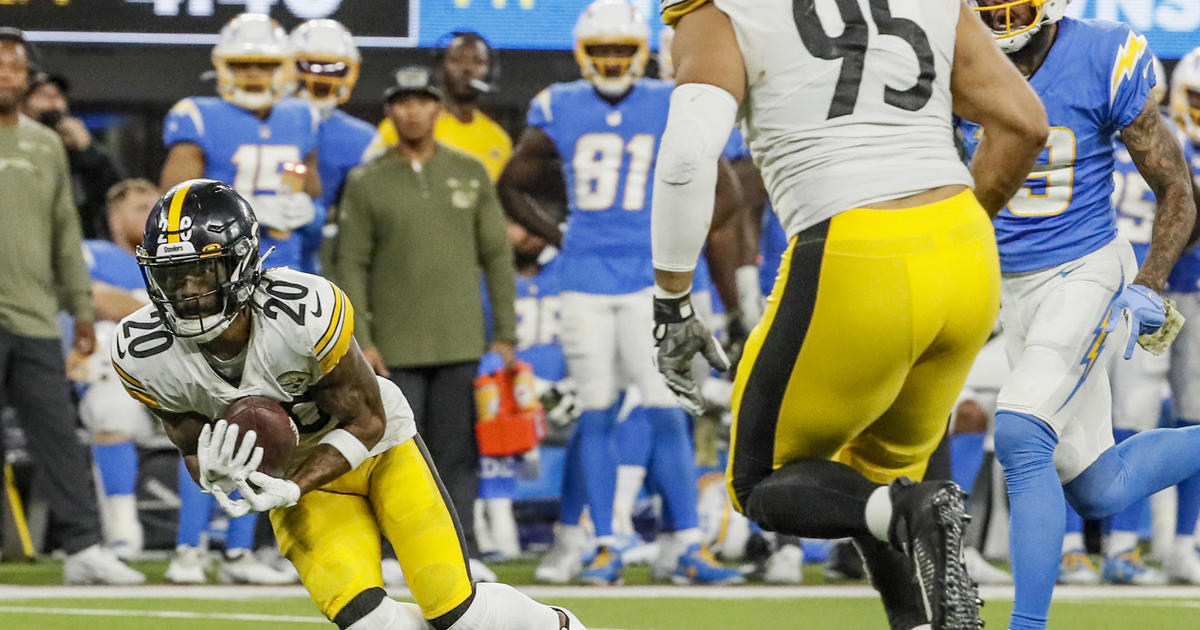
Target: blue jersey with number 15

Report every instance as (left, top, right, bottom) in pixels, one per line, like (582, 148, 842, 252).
(958, 18, 1155, 273)
(528, 78, 674, 295)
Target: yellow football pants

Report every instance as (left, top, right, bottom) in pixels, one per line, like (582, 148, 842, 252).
(727, 190, 1000, 512)
(270, 436, 473, 622)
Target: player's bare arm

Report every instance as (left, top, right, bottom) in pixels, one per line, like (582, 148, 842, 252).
(950, 3, 1048, 217)
(703, 158, 746, 314)
(1122, 98, 1199, 291)
(150, 408, 208, 479)
(499, 126, 565, 247)
(159, 142, 206, 190)
(302, 149, 322, 199)
(293, 338, 387, 495)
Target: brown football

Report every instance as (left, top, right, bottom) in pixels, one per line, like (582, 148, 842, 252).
(221, 396, 299, 477)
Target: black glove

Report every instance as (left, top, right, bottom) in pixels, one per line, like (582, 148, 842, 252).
(653, 293, 730, 415)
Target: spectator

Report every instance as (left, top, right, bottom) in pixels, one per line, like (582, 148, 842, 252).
(335, 66, 517, 579)
(23, 72, 125, 241)
(377, 31, 512, 181)
(0, 27, 142, 584)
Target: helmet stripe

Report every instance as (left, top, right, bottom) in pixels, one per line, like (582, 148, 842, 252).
(166, 183, 192, 243)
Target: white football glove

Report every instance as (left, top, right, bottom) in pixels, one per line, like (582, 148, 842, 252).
(196, 419, 262, 495)
(237, 472, 301, 513)
(251, 193, 317, 231)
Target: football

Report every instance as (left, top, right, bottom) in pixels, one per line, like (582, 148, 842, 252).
(221, 396, 299, 477)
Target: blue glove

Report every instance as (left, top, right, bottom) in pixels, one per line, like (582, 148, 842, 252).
(1106, 283, 1166, 359)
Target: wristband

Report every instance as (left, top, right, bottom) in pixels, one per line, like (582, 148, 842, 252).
(319, 428, 370, 470)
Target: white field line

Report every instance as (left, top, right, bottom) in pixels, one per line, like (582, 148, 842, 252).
(4, 584, 1200, 601)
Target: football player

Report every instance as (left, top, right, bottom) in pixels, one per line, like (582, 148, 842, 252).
(73, 179, 160, 561)
(1162, 47, 1200, 584)
(159, 13, 321, 585)
(114, 179, 585, 630)
(960, 2, 1200, 628)
(652, 0, 1048, 629)
(500, 0, 744, 586)
(289, 19, 376, 275)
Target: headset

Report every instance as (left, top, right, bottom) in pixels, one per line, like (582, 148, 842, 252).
(431, 30, 500, 94)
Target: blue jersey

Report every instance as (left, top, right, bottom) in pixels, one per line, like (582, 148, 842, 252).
(163, 96, 321, 270)
(300, 109, 376, 274)
(528, 79, 674, 294)
(759, 205, 789, 297)
(514, 258, 566, 382)
(82, 240, 143, 291)
(1116, 126, 1200, 293)
(723, 127, 751, 162)
(958, 18, 1155, 273)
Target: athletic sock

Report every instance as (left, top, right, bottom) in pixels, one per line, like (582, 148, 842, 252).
(645, 406, 699, 532)
(577, 405, 619, 539)
(949, 433, 986, 505)
(560, 425, 587, 527)
(1106, 429, 1148, 547)
(613, 465, 646, 536)
(176, 457, 213, 548)
(1176, 421, 1200, 538)
(1064, 424, 1200, 519)
(994, 410, 1062, 630)
(92, 441, 138, 496)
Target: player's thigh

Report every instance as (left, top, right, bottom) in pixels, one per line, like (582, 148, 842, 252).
(615, 288, 678, 408)
(560, 291, 620, 410)
(996, 246, 1128, 432)
(368, 437, 473, 620)
(727, 224, 912, 508)
(79, 372, 157, 443)
(1055, 363, 1116, 483)
(1110, 345, 1168, 432)
(1168, 292, 1200, 423)
(270, 488, 383, 621)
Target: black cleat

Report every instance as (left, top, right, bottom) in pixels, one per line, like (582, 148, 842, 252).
(824, 538, 867, 581)
(888, 478, 983, 630)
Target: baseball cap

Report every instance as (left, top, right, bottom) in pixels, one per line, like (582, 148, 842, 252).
(384, 66, 442, 103)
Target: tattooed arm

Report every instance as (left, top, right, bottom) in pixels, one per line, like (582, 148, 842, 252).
(151, 409, 209, 484)
(1122, 97, 1198, 291)
(291, 339, 387, 494)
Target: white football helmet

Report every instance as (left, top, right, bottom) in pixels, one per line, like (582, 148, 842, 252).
(658, 25, 675, 80)
(970, 0, 1072, 54)
(212, 13, 292, 111)
(1171, 48, 1200, 145)
(574, 0, 650, 98)
(290, 19, 360, 112)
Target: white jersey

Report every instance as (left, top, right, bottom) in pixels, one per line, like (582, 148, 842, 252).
(662, 0, 972, 237)
(111, 267, 415, 474)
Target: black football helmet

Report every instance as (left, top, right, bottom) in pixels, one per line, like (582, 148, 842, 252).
(137, 179, 262, 342)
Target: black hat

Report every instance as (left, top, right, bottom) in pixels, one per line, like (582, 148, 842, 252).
(384, 66, 442, 103)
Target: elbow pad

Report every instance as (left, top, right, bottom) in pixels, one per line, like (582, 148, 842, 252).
(651, 82, 739, 273)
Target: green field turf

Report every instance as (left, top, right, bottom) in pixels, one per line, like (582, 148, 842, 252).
(3, 558, 1200, 628)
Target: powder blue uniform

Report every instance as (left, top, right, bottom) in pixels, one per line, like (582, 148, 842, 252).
(300, 110, 377, 274)
(528, 78, 674, 295)
(958, 18, 1155, 274)
(515, 258, 566, 382)
(163, 96, 323, 270)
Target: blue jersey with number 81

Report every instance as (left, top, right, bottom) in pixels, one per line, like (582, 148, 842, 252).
(958, 18, 1155, 274)
(527, 78, 673, 294)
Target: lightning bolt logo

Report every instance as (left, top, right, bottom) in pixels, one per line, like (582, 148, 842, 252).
(1110, 32, 1149, 101)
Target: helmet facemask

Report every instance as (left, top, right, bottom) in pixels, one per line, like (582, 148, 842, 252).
(971, 0, 1069, 54)
(212, 14, 292, 111)
(215, 58, 290, 111)
(294, 56, 359, 114)
(138, 237, 260, 344)
(573, 0, 650, 98)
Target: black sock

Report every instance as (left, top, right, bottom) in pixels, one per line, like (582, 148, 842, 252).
(854, 535, 930, 630)
(743, 458, 880, 539)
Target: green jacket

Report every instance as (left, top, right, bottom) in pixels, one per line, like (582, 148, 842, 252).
(0, 115, 93, 338)
(334, 144, 516, 368)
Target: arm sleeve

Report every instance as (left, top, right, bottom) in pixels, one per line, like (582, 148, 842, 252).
(332, 171, 376, 351)
(164, 98, 204, 148)
(1108, 29, 1156, 130)
(51, 143, 95, 323)
(475, 172, 518, 344)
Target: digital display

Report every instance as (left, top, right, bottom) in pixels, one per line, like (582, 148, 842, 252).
(1068, 0, 1200, 59)
(416, 0, 668, 50)
(8, 0, 414, 47)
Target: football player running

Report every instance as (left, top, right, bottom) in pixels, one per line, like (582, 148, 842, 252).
(500, 0, 744, 586)
(652, 0, 1046, 629)
(959, 2, 1200, 628)
(289, 19, 376, 275)
(114, 179, 585, 630)
(159, 13, 319, 585)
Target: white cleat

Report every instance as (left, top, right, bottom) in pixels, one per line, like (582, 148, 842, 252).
(165, 544, 208, 584)
(63, 544, 146, 585)
(469, 558, 498, 583)
(964, 546, 1012, 585)
(763, 543, 804, 584)
(535, 540, 584, 584)
(219, 551, 298, 585)
(382, 558, 407, 587)
(1164, 547, 1200, 584)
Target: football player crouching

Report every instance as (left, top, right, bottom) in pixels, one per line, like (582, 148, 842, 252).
(114, 179, 584, 630)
